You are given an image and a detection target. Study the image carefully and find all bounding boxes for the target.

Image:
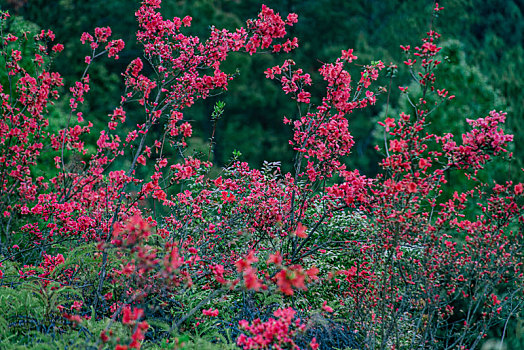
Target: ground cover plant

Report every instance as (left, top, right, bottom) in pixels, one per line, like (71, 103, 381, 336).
(0, 1, 522, 349)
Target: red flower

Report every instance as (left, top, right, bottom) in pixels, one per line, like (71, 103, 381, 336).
(310, 337, 319, 350)
(297, 91, 311, 103)
(122, 306, 144, 325)
(379, 117, 396, 131)
(52, 44, 64, 53)
(294, 222, 307, 238)
(182, 16, 192, 27)
(341, 48, 357, 62)
(202, 308, 219, 317)
(221, 191, 236, 203)
(137, 155, 146, 166)
(514, 183, 523, 195)
(407, 182, 417, 193)
(243, 267, 263, 291)
(322, 301, 333, 313)
(276, 270, 293, 295)
(306, 266, 319, 280)
(418, 158, 431, 169)
(100, 331, 109, 343)
(267, 252, 283, 265)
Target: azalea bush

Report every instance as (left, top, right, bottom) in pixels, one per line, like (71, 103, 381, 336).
(0, 1, 522, 349)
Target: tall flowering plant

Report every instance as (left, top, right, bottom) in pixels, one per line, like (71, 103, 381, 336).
(0, 1, 521, 349)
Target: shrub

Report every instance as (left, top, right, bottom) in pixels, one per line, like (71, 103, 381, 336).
(0, 1, 522, 349)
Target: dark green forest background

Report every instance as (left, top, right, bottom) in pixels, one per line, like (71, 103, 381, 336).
(2, 0, 523, 183)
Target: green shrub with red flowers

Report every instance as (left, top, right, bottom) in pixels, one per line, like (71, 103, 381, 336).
(0, 1, 522, 349)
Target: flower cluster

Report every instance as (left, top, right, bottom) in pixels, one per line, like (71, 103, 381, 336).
(237, 308, 318, 350)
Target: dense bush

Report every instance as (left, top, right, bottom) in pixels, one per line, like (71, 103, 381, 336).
(0, 1, 522, 349)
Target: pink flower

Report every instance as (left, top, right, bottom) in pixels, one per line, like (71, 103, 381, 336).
(52, 44, 64, 53)
(221, 191, 236, 203)
(297, 91, 311, 103)
(244, 268, 263, 291)
(383, 117, 396, 131)
(294, 222, 307, 238)
(182, 16, 192, 26)
(122, 306, 144, 325)
(322, 301, 334, 313)
(158, 158, 168, 168)
(310, 337, 319, 350)
(202, 308, 219, 317)
(137, 155, 146, 166)
(418, 158, 431, 169)
(286, 13, 298, 25)
(94, 26, 112, 42)
(71, 300, 83, 311)
(106, 39, 125, 59)
(407, 182, 418, 193)
(267, 252, 282, 265)
(341, 48, 357, 62)
(80, 32, 93, 44)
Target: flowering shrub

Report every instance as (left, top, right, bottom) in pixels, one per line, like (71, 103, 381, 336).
(236, 307, 315, 349)
(0, 1, 522, 349)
